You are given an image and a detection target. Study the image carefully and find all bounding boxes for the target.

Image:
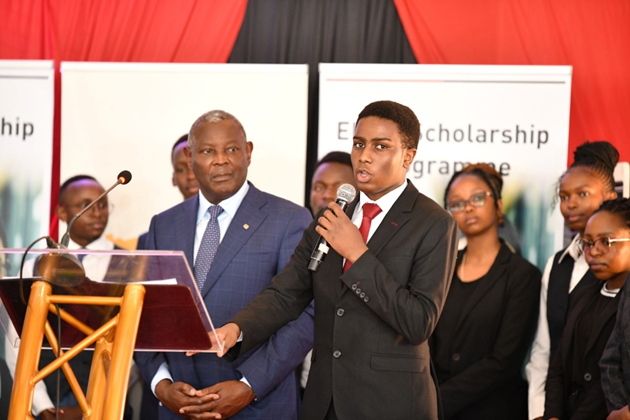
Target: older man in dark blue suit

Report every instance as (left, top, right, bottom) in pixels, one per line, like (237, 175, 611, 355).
(135, 110, 314, 420)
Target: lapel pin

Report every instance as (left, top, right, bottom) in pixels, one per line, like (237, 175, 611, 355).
(391, 221, 398, 227)
(243, 224, 250, 230)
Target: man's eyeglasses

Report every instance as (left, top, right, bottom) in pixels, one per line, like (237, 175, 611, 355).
(577, 237, 630, 254)
(66, 201, 114, 213)
(447, 191, 493, 213)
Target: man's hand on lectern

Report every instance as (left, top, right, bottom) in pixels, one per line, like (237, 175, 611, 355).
(213, 323, 241, 357)
(185, 323, 241, 357)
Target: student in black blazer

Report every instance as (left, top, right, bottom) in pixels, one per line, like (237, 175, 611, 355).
(209, 101, 459, 420)
(527, 141, 619, 419)
(544, 198, 630, 420)
(432, 163, 541, 420)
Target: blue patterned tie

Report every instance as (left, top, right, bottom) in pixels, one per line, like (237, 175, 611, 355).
(194, 205, 224, 290)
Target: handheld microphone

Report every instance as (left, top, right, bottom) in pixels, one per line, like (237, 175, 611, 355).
(59, 170, 132, 248)
(35, 170, 132, 286)
(308, 184, 357, 272)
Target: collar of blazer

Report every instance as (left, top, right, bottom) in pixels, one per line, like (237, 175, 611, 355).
(453, 243, 514, 334)
(333, 181, 418, 298)
(562, 280, 621, 361)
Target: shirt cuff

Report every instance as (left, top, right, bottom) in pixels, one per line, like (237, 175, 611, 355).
(237, 331, 243, 342)
(151, 362, 173, 399)
(239, 376, 252, 388)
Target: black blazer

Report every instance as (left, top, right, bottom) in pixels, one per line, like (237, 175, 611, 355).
(544, 281, 621, 420)
(230, 181, 459, 420)
(431, 244, 541, 419)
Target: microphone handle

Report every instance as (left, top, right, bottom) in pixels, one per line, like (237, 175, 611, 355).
(308, 198, 349, 272)
(60, 178, 123, 247)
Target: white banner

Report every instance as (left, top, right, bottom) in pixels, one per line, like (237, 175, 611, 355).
(0, 60, 54, 249)
(318, 64, 572, 268)
(61, 62, 309, 245)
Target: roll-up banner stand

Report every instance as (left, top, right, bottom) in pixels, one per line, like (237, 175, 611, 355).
(61, 62, 309, 246)
(0, 60, 54, 249)
(318, 64, 572, 269)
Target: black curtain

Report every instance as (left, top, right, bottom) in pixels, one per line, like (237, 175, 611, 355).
(229, 0, 416, 206)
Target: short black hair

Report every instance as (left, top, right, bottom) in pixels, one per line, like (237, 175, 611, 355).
(171, 134, 188, 156)
(314, 151, 352, 172)
(594, 198, 630, 229)
(59, 175, 99, 203)
(356, 100, 420, 149)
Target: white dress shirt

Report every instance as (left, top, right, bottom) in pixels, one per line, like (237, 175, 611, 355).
(151, 182, 252, 395)
(525, 234, 589, 419)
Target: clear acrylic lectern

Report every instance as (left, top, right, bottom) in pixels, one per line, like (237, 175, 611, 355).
(0, 248, 223, 420)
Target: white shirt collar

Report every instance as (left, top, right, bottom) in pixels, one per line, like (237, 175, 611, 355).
(67, 234, 114, 251)
(196, 181, 250, 223)
(558, 233, 582, 264)
(357, 179, 408, 216)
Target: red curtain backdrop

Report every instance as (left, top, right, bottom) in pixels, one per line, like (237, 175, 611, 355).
(394, 0, 630, 166)
(0, 0, 247, 237)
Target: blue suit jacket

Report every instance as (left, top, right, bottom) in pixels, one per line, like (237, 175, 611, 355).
(135, 182, 314, 420)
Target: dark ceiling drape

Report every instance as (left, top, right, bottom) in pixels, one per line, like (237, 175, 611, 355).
(394, 0, 630, 165)
(229, 0, 416, 204)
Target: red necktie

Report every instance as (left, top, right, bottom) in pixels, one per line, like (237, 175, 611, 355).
(343, 203, 382, 272)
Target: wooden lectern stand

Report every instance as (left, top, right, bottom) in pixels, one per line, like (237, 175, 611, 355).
(0, 248, 221, 420)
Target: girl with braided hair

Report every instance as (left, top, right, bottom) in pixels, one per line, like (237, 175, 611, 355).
(527, 141, 619, 419)
(544, 198, 630, 419)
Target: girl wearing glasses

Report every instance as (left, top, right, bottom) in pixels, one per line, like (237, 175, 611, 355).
(527, 141, 619, 419)
(598, 199, 630, 420)
(431, 163, 541, 419)
(544, 198, 630, 419)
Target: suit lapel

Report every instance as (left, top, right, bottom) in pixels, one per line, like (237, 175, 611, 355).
(340, 183, 416, 297)
(177, 197, 199, 271)
(199, 185, 267, 296)
(560, 286, 596, 364)
(584, 289, 621, 356)
(453, 245, 511, 334)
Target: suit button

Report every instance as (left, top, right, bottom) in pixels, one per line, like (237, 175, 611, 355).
(364, 296, 369, 302)
(584, 373, 592, 382)
(360, 292, 366, 298)
(356, 288, 361, 294)
(336, 308, 345, 317)
(351, 284, 358, 291)
(333, 350, 341, 358)
(452, 353, 461, 362)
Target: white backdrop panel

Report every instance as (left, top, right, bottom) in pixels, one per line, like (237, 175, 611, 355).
(61, 62, 309, 242)
(0, 60, 53, 248)
(318, 64, 572, 268)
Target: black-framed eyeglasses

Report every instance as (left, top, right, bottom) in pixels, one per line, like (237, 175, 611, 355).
(577, 237, 630, 254)
(66, 201, 114, 213)
(447, 191, 493, 213)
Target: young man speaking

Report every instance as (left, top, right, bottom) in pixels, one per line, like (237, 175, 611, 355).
(204, 101, 459, 420)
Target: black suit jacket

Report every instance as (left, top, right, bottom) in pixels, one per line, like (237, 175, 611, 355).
(544, 281, 621, 420)
(431, 244, 541, 419)
(230, 181, 459, 420)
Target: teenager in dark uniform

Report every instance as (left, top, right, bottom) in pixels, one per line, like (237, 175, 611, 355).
(544, 198, 630, 419)
(432, 163, 541, 419)
(527, 141, 619, 419)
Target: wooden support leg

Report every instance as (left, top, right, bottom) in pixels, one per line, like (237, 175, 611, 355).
(102, 284, 145, 420)
(8, 281, 51, 420)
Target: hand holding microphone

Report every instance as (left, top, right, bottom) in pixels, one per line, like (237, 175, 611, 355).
(309, 184, 358, 271)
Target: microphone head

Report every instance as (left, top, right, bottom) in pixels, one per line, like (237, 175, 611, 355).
(118, 170, 132, 184)
(337, 184, 357, 203)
